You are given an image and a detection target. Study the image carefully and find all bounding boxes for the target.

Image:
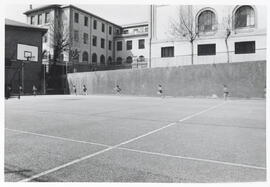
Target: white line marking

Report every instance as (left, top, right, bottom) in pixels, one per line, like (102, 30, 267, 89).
(18, 102, 226, 182)
(5, 128, 109, 148)
(6, 128, 265, 172)
(118, 147, 266, 170)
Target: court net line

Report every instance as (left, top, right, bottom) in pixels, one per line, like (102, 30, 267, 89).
(9, 101, 251, 182)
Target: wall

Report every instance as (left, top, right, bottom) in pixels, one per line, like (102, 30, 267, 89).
(150, 5, 267, 68)
(5, 26, 44, 94)
(67, 61, 266, 98)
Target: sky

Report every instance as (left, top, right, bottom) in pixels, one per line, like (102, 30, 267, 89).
(4, 4, 149, 25)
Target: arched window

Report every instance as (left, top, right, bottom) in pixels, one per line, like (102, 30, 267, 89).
(126, 56, 133, 63)
(235, 6, 255, 29)
(116, 57, 122, 64)
(71, 49, 79, 62)
(92, 53, 97, 65)
(198, 10, 216, 32)
(82, 51, 88, 62)
(138, 55, 145, 62)
(107, 56, 112, 65)
(100, 55, 105, 65)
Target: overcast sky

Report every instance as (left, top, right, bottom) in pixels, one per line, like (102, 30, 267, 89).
(5, 4, 149, 25)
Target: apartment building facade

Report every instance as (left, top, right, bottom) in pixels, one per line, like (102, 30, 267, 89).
(23, 4, 267, 70)
(114, 22, 149, 68)
(24, 5, 149, 70)
(149, 5, 267, 67)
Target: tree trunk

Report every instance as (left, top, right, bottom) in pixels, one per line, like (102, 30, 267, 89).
(225, 38, 230, 63)
(191, 41, 194, 65)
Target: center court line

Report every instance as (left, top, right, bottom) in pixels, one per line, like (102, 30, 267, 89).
(18, 101, 227, 182)
(6, 126, 266, 171)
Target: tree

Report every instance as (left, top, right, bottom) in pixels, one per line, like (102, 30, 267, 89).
(170, 5, 198, 65)
(222, 14, 233, 63)
(48, 20, 70, 64)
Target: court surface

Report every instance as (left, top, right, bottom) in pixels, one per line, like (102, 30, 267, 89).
(5, 95, 266, 182)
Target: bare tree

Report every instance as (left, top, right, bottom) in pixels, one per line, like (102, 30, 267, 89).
(170, 5, 198, 65)
(48, 20, 70, 63)
(222, 14, 233, 63)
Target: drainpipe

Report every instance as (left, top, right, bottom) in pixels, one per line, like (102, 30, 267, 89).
(148, 5, 153, 68)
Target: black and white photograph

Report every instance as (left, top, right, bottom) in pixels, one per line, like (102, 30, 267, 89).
(2, 0, 269, 184)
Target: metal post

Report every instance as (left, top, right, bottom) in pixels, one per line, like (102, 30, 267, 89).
(44, 64, 46, 95)
(22, 62, 24, 90)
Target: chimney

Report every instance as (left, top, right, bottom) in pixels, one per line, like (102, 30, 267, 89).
(29, 4, 32, 9)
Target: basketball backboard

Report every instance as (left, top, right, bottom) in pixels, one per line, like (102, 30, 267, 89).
(17, 44, 38, 62)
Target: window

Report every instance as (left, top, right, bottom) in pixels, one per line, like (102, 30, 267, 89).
(101, 38, 105, 48)
(38, 14, 42, 25)
(92, 36, 97, 46)
(102, 23, 105, 32)
(123, 30, 129, 34)
(92, 53, 97, 64)
(107, 56, 112, 65)
(93, 20, 97, 29)
(43, 33, 48, 43)
(72, 49, 79, 62)
(74, 30, 79, 42)
(116, 29, 120, 34)
(198, 10, 216, 32)
(82, 51, 89, 62)
(109, 26, 112, 35)
(83, 33, 88, 44)
(138, 55, 145, 62)
(197, 44, 216, 56)
(126, 40, 132, 50)
(30, 16, 35, 25)
(74, 13, 79, 23)
(161, 47, 174, 57)
(138, 39, 145, 49)
(235, 6, 255, 29)
(45, 12, 50, 23)
(126, 56, 133, 64)
(109, 40, 112, 50)
(116, 57, 122, 64)
(117, 41, 122, 51)
(235, 41, 255, 54)
(100, 55, 105, 65)
(84, 16, 88, 26)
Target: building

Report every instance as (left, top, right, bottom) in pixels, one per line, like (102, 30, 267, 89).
(115, 22, 149, 68)
(23, 4, 267, 71)
(149, 5, 267, 67)
(5, 18, 47, 95)
(24, 5, 149, 72)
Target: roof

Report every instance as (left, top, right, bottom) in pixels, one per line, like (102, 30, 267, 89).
(24, 4, 61, 15)
(121, 21, 149, 28)
(23, 4, 122, 28)
(61, 5, 121, 27)
(5, 18, 48, 33)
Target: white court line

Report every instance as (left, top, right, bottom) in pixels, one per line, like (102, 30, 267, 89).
(6, 127, 266, 172)
(5, 128, 109, 148)
(118, 147, 266, 170)
(18, 102, 227, 182)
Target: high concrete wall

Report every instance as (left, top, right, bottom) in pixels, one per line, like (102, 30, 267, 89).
(67, 61, 266, 98)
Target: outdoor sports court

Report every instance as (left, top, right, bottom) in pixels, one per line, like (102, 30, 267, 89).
(5, 95, 266, 182)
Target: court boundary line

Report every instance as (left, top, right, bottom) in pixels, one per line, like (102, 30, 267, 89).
(15, 102, 229, 182)
(6, 127, 266, 171)
(5, 128, 110, 148)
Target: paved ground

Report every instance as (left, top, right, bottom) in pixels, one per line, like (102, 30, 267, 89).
(5, 95, 266, 182)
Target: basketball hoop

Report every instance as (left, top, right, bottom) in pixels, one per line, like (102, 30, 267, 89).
(17, 44, 38, 62)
